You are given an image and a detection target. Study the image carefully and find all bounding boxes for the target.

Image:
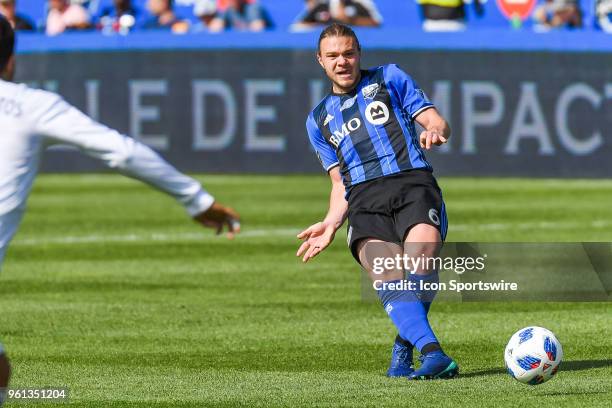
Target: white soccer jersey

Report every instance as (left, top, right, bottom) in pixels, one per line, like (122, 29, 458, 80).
(0, 79, 214, 268)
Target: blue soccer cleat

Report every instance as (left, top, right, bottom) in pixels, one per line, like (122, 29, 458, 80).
(408, 350, 459, 380)
(386, 339, 415, 377)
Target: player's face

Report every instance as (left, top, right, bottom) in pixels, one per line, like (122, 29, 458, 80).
(317, 35, 361, 94)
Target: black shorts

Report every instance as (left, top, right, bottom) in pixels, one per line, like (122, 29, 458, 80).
(346, 169, 448, 262)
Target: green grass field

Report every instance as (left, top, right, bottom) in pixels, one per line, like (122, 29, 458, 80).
(1, 175, 610, 407)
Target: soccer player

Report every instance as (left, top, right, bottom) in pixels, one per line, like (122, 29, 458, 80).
(0, 16, 240, 271)
(0, 343, 9, 406)
(297, 23, 457, 380)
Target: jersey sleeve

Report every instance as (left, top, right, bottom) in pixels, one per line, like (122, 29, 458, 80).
(31, 91, 214, 217)
(306, 113, 339, 172)
(384, 64, 434, 120)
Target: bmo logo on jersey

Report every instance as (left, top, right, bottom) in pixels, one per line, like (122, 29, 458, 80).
(330, 117, 361, 147)
(365, 101, 389, 126)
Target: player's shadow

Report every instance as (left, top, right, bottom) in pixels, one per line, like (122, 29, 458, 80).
(462, 359, 612, 378)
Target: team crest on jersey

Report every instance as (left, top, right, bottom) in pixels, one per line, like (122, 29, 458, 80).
(365, 101, 389, 126)
(362, 83, 380, 99)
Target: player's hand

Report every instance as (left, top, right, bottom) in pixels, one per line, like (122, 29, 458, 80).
(193, 202, 241, 239)
(296, 221, 336, 263)
(420, 130, 447, 150)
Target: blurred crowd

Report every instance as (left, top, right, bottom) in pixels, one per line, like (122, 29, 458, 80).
(0, 0, 275, 35)
(0, 0, 610, 35)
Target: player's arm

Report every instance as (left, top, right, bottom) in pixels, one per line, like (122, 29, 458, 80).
(32, 93, 240, 237)
(385, 64, 450, 150)
(297, 114, 346, 262)
(415, 107, 451, 150)
(297, 166, 347, 263)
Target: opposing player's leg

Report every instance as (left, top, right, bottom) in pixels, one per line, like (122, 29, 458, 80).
(0, 208, 25, 272)
(0, 343, 10, 407)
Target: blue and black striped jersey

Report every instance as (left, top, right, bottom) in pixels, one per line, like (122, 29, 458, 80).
(306, 64, 434, 190)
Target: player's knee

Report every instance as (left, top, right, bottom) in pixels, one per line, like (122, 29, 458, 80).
(404, 224, 441, 258)
(357, 239, 404, 281)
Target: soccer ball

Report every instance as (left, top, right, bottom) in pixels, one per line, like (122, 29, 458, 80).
(504, 326, 563, 385)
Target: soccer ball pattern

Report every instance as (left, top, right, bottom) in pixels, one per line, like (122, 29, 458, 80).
(504, 326, 563, 385)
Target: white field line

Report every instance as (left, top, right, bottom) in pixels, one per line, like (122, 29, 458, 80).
(452, 219, 612, 231)
(12, 228, 301, 246)
(10, 220, 612, 247)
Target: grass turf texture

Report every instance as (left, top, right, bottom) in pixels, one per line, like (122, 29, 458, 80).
(1, 175, 610, 407)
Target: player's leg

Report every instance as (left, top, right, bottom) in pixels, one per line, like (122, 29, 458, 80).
(347, 176, 450, 379)
(403, 223, 457, 379)
(392, 171, 456, 379)
(355, 237, 417, 377)
(0, 208, 26, 272)
(381, 225, 442, 371)
(358, 233, 452, 379)
(348, 209, 417, 377)
(404, 223, 443, 313)
(363, 224, 442, 361)
(0, 343, 10, 407)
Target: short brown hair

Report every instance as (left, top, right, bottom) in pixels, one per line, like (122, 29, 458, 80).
(317, 23, 361, 54)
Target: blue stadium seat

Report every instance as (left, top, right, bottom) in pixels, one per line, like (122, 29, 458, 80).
(262, 0, 304, 28)
(375, 0, 421, 28)
(18, 0, 46, 30)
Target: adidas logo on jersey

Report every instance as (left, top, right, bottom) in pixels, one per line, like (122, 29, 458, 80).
(340, 95, 358, 111)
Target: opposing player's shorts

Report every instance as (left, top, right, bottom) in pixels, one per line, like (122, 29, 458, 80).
(346, 169, 447, 262)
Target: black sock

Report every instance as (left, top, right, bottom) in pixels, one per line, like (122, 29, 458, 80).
(395, 334, 414, 348)
(421, 342, 442, 355)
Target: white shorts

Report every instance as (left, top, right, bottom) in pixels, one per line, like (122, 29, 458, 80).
(0, 208, 25, 270)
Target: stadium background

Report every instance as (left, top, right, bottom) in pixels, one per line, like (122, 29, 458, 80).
(13, 0, 612, 177)
(2, 1, 611, 407)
